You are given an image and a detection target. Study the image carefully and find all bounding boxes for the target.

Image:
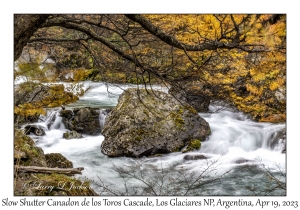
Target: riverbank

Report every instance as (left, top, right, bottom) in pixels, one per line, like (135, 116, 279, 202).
(14, 129, 97, 196)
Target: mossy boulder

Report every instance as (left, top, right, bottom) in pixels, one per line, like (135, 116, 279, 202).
(60, 107, 101, 135)
(101, 88, 210, 157)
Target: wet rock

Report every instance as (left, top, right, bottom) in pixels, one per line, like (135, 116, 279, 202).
(60, 107, 101, 135)
(234, 76, 250, 97)
(101, 88, 211, 158)
(234, 158, 252, 164)
(268, 127, 286, 152)
(169, 81, 211, 112)
(60, 109, 73, 119)
(45, 112, 57, 129)
(63, 130, 83, 139)
(99, 109, 111, 132)
(45, 153, 73, 168)
(183, 154, 207, 160)
(24, 125, 46, 136)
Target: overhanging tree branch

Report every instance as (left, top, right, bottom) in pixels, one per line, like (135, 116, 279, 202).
(41, 20, 172, 82)
(14, 14, 50, 61)
(125, 14, 270, 53)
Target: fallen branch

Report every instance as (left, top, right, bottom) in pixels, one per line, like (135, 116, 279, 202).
(15, 166, 84, 175)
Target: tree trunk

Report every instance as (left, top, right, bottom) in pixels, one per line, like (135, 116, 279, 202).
(14, 14, 50, 61)
(15, 165, 84, 175)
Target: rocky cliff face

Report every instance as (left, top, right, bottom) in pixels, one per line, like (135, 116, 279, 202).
(101, 88, 211, 157)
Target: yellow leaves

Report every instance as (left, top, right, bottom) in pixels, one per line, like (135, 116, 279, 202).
(250, 66, 281, 82)
(14, 84, 79, 118)
(73, 69, 92, 82)
(14, 103, 46, 117)
(142, 14, 285, 123)
(42, 88, 79, 108)
(146, 14, 222, 44)
(260, 114, 286, 123)
(269, 77, 285, 91)
(246, 84, 263, 96)
(16, 54, 57, 82)
(230, 92, 243, 101)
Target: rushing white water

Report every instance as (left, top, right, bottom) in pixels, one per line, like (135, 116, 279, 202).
(27, 81, 286, 196)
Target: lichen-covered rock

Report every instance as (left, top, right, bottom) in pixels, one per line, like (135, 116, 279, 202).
(60, 107, 101, 135)
(45, 153, 73, 168)
(101, 88, 210, 157)
(63, 130, 83, 139)
(169, 81, 211, 112)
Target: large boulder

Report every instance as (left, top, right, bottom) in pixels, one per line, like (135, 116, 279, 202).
(169, 81, 211, 112)
(60, 107, 101, 135)
(101, 88, 211, 157)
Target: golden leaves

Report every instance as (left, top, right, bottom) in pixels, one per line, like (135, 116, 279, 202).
(246, 84, 263, 96)
(14, 84, 79, 118)
(269, 77, 285, 91)
(14, 103, 46, 117)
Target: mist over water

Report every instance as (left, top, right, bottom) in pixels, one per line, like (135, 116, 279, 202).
(28, 82, 285, 195)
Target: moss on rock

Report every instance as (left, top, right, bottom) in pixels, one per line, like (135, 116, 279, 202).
(182, 139, 202, 153)
(14, 129, 47, 167)
(45, 153, 73, 168)
(14, 129, 98, 196)
(101, 88, 210, 157)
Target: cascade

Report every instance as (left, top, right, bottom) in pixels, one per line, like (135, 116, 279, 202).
(25, 81, 285, 195)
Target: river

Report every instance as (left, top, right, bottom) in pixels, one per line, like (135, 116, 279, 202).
(26, 81, 286, 196)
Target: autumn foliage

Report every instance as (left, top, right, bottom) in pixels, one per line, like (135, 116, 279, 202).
(14, 14, 286, 123)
